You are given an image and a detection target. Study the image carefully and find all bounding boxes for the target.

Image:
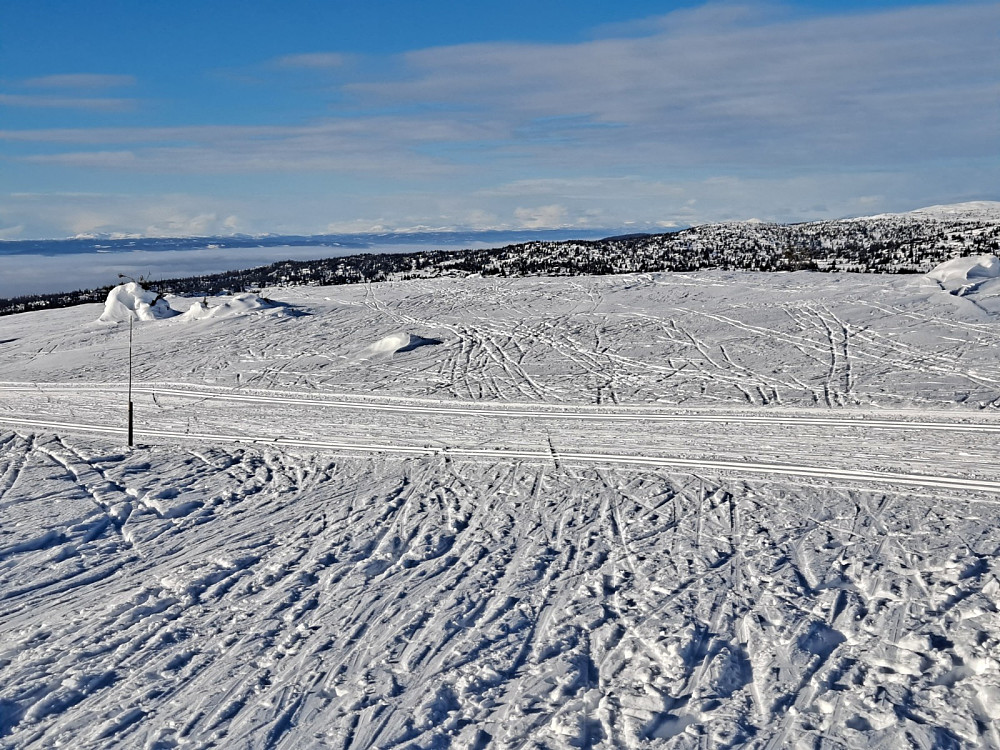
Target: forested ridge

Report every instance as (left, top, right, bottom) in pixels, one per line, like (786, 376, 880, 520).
(3, 214, 998, 316)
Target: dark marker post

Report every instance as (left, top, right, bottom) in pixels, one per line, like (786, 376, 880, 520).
(119, 273, 136, 448)
(128, 314, 134, 447)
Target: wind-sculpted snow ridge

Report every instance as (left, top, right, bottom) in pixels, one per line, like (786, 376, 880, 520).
(0, 271, 999, 748)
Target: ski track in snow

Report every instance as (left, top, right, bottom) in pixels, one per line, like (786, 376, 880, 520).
(0, 271, 999, 749)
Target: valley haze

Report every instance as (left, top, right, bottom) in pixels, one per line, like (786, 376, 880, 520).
(0, 229, 612, 298)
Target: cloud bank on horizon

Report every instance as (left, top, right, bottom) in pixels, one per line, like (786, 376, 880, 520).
(0, 0, 997, 239)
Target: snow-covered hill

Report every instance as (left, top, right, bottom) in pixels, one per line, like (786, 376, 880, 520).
(1, 269, 1000, 748)
(866, 201, 1000, 223)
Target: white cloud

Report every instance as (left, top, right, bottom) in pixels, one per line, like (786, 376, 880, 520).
(142, 213, 238, 237)
(483, 177, 685, 199)
(324, 218, 392, 233)
(25, 150, 139, 167)
(0, 192, 248, 239)
(5, 118, 498, 175)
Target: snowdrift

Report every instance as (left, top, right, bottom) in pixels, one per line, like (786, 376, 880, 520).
(178, 293, 286, 322)
(98, 282, 177, 323)
(923, 254, 1000, 316)
(925, 254, 1000, 291)
(364, 332, 442, 357)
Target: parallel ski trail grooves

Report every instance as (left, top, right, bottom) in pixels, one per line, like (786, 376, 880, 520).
(4, 381, 1000, 433)
(2, 414, 1000, 495)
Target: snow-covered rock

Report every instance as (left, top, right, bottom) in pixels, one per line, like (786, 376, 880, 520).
(98, 282, 177, 323)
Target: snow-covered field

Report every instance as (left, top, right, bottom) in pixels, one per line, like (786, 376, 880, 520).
(1, 265, 999, 749)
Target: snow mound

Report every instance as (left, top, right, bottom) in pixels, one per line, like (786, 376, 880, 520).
(923, 254, 1000, 315)
(98, 282, 177, 323)
(926, 254, 1000, 291)
(365, 332, 442, 357)
(179, 294, 283, 322)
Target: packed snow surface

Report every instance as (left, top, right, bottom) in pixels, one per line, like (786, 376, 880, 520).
(1, 270, 1000, 749)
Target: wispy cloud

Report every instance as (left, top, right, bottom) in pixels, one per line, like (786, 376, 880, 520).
(272, 53, 350, 69)
(20, 74, 136, 89)
(0, 93, 136, 111)
(6, 2, 995, 174)
(346, 2, 996, 168)
(513, 204, 569, 229)
(10, 117, 499, 174)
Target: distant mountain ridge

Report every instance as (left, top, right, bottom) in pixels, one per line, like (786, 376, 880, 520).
(861, 201, 1000, 223)
(2, 202, 998, 316)
(0, 228, 612, 257)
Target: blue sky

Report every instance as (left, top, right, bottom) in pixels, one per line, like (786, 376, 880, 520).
(1, 0, 996, 239)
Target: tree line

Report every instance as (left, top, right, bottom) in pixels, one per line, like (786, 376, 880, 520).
(2, 216, 997, 317)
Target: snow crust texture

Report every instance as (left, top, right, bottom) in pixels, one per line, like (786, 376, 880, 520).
(1, 270, 1000, 748)
(0, 438, 998, 749)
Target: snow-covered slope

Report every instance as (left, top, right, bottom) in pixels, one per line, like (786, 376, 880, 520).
(1, 271, 999, 749)
(881, 200, 1000, 223)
